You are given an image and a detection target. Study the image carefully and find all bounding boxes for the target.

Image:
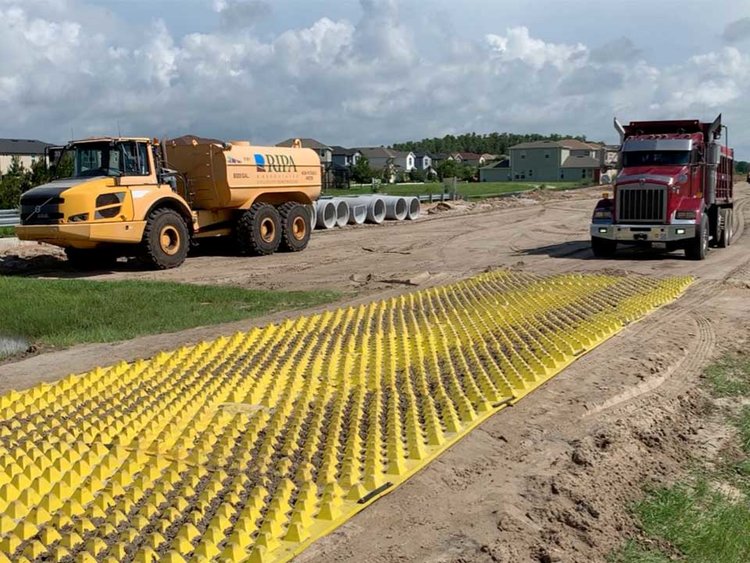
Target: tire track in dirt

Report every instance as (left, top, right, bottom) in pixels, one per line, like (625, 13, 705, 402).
(583, 313, 715, 418)
(632, 281, 719, 340)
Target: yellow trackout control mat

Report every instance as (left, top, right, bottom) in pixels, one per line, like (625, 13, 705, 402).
(0, 271, 692, 562)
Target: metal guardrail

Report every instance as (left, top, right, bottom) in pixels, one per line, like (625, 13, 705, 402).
(0, 209, 20, 227)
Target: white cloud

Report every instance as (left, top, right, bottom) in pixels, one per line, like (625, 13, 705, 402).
(487, 27, 587, 70)
(1, 0, 750, 157)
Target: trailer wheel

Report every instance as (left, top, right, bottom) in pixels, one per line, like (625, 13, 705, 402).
(278, 202, 312, 252)
(141, 208, 189, 269)
(685, 213, 709, 260)
(591, 236, 617, 258)
(237, 202, 282, 256)
(65, 247, 118, 270)
(718, 208, 732, 248)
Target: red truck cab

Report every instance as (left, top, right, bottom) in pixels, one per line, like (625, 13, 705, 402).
(591, 115, 734, 260)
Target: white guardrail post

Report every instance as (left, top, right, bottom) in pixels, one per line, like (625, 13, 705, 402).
(0, 209, 20, 227)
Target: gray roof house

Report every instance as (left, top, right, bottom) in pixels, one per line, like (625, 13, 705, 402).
(414, 153, 433, 171)
(330, 146, 362, 167)
(509, 139, 603, 182)
(276, 138, 332, 163)
(0, 138, 53, 175)
(355, 147, 416, 173)
(479, 158, 510, 182)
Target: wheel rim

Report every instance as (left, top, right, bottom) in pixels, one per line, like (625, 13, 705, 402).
(159, 226, 181, 256)
(291, 216, 306, 241)
(260, 217, 276, 243)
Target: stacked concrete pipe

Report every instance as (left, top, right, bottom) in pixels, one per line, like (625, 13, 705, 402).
(405, 196, 421, 220)
(309, 202, 317, 230)
(381, 195, 408, 221)
(347, 202, 368, 225)
(330, 198, 350, 227)
(315, 199, 337, 229)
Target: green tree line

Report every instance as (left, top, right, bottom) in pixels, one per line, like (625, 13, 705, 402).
(0, 155, 72, 209)
(392, 132, 590, 156)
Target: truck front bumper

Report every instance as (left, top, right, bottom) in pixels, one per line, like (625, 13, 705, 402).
(590, 224, 696, 242)
(15, 221, 146, 248)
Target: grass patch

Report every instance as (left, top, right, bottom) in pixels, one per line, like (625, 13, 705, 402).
(323, 181, 589, 199)
(610, 541, 670, 563)
(612, 352, 750, 562)
(739, 406, 750, 454)
(0, 277, 339, 348)
(631, 480, 750, 562)
(0, 226, 15, 238)
(704, 353, 750, 397)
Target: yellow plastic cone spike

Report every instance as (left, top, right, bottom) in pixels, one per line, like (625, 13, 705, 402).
(0, 271, 691, 563)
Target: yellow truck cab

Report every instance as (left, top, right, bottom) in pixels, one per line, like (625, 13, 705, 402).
(16, 136, 321, 269)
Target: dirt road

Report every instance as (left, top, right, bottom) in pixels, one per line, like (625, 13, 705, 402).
(2, 184, 750, 561)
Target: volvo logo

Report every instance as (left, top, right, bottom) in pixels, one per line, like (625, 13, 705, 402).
(34, 206, 42, 213)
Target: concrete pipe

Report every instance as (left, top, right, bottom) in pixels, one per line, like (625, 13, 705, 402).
(405, 196, 421, 220)
(331, 198, 350, 227)
(315, 199, 337, 229)
(347, 203, 368, 225)
(309, 202, 317, 230)
(383, 196, 408, 221)
(366, 196, 386, 224)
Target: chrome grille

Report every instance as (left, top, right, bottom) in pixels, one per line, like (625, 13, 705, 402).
(616, 184, 666, 223)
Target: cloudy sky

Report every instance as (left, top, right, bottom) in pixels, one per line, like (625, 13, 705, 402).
(2, 0, 750, 157)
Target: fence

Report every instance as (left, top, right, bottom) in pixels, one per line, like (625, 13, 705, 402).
(0, 209, 20, 227)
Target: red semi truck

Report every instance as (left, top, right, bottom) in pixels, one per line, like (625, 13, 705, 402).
(590, 115, 734, 260)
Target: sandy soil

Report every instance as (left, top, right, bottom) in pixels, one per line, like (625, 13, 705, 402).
(2, 184, 750, 561)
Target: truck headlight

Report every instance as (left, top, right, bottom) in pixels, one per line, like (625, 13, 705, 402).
(68, 213, 89, 222)
(674, 210, 696, 220)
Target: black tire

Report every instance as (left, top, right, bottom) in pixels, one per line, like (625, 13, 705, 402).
(591, 236, 617, 258)
(685, 213, 709, 260)
(140, 208, 189, 269)
(718, 208, 732, 248)
(278, 202, 312, 252)
(236, 202, 282, 256)
(64, 247, 118, 270)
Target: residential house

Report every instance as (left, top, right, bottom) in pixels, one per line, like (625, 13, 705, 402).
(0, 139, 52, 175)
(276, 138, 332, 164)
(330, 146, 361, 167)
(479, 158, 511, 182)
(356, 147, 416, 174)
(430, 153, 448, 165)
(414, 153, 432, 171)
(448, 152, 487, 167)
(508, 139, 603, 182)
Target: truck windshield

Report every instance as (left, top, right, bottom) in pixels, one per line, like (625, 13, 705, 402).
(66, 142, 150, 178)
(622, 151, 690, 167)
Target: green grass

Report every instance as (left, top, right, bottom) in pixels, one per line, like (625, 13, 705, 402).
(705, 353, 750, 397)
(739, 406, 750, 454)
(0, 277, 339, 348)
(0, 227, 15, 238)
(323, 181, 589, 199)
(610, 541, 670, 563)
(611, 352, 750, 563)
(631, 480, 750, 562)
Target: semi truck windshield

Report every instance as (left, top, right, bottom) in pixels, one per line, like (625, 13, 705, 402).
(622, 150, 690, 167)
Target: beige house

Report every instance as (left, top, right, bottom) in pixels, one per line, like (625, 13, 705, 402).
(509, 139, 602, 182)
(0, 139, 51, 174)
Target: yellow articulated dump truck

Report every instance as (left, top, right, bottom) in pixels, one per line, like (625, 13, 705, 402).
(15, 136, 321, 269)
